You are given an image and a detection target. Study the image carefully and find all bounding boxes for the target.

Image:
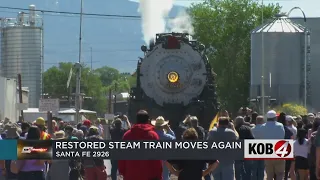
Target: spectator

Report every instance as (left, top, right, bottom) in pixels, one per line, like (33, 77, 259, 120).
(251, 115, 265, 180)
(310, 118, 320, 180)
(64, 125, 78, 140)
(75, 130, 84, 140)
(35, 117, 51, 140)
(110, 118, 128, 180)
(297, 120, 304, 129)
(294, 129, 309, 180)
(234, 116, 254, 180)
(11, 126, 48, 180)
(52, 120, 58, 132)
(286, 116, 297, 139)
(303, 114, 313, 132)
(175, 115, 191, 140)
(278, 113, 294, 180)
(260, 110, 285, 180)
(189, 116, 205, 140)
(77, 123, 82, 130)
(83, 120, 91, 129)
(118, 110, 162, 180)
(308, 113, 315, 123)
(251, 111, 258, 125)
(152, 116, 176, 180)
(0, 160, 4, 180)
(119, 115, 131, 130)
(166, 128, 219, 180)
(79, 125, 88, 138)
(47, 131, 70, 180)
(208, 117, 238, 180)
(83, 129, 106, 180)
(20, 122, 30, 138)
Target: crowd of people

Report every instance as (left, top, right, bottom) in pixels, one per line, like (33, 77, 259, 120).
(0, 108, 319, 180)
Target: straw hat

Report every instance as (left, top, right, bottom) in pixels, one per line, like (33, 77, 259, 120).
(54, 130, 65, 140)
(151, 116, 169, 127)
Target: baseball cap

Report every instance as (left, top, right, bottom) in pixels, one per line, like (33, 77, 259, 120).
(285, 115, 294, 121)
(83, 120, 91, 127)
(308, 113, 315, 117)
(266, 110, 277, 119)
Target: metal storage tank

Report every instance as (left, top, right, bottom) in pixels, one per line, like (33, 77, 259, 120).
(250, 14, 307, 106)
(0, 5, 43, 108)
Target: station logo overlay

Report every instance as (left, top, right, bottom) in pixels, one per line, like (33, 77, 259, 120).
(17, 140, 52, 159)
(244, 140, 294, 160)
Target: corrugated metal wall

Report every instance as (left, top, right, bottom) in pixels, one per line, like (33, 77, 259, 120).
(291, 18, 320, 111)
(250, 32, 304, 104)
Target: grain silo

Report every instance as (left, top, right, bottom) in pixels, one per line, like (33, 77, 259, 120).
(0, 5, 43, 108)
(250, 14, 311, 107)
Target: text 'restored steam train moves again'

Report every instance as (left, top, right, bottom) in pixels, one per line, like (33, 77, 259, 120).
(128, 33, 219, 130)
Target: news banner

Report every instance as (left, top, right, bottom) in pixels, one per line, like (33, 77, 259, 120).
(0, 140, 294, 160)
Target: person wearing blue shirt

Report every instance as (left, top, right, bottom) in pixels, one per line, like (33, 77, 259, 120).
(260, 110, 285, 180)
(251, 115, 266, 180)
(151, 116, 176, 180)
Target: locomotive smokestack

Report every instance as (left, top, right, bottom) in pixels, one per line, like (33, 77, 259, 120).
(149, 39, 155, 50)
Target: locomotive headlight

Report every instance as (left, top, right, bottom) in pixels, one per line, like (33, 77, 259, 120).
(167, 71, 179, 83)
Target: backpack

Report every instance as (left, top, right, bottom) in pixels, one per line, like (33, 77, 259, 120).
(308, 132, 317, 167)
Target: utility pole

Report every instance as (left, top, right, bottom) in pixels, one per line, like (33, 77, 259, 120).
(41, 11, 44, 99)
(74, 63, 82, 123)
(113, 82, 118, 114)
(261, 0, 265, 115)
(18, 74, 24, 121)
(90, 47, 93, 71)
(76, 0, 83, 123)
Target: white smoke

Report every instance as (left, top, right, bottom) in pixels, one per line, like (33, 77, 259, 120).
(138, 0, 174, 45)
(168, 10, 194, 35)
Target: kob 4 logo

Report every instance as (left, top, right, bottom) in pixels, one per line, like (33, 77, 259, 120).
(244, 140, 294, 160)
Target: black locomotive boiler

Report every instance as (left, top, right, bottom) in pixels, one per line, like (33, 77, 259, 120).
(128, 33, 219, 130)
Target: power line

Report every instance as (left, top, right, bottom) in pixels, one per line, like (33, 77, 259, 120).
(0, 6, 141, 19)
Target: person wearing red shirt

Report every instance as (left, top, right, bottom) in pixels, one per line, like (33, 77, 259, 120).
(118, 110, 162, 180)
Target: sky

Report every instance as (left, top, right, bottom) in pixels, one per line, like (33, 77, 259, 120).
(0, 0, 318, 73)
(173, 0, 319, 17)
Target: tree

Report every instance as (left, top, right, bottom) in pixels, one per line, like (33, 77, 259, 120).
(94, 66, 121, 86)
(43, 62, 106, 114)
(189, 0, 281, 113)
(94, 66, 133, 93)
(274, 103, 307, 116)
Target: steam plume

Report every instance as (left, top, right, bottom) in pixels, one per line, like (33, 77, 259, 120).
(168, 10, 194, 35)
(138, 0, 174, 45)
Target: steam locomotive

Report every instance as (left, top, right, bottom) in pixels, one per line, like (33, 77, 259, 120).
(128, 33, 219, 130)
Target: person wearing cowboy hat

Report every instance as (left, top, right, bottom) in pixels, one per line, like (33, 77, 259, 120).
(151, 116, 175, 140)
(53, 131, 66, 140)
(151, 116, 175, 180)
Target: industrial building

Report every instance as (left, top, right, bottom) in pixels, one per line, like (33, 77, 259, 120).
(250, 15, 320, 111)
(0, 5, 43, 108)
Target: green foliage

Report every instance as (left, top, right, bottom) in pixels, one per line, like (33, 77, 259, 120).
(43, 63, 134, 114)
(189, 0, 281, 113)
(274, 103, 307, 116)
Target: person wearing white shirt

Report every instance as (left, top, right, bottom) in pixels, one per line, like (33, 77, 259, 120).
(293, 128, 309, 180)
(286, 116, 297, 139)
